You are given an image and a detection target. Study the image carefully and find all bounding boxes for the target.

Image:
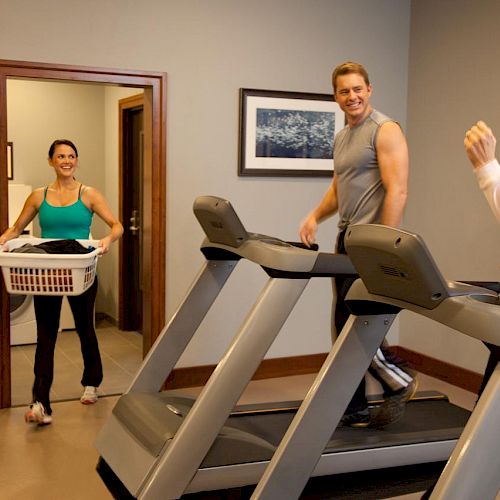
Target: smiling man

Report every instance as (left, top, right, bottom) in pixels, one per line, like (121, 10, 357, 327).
(299, 61, 414, 428)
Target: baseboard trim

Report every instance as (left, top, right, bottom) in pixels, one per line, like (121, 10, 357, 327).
(392, 346, 482, 394)
(164, 353, 327, 390)
(164, 346, 483, 394)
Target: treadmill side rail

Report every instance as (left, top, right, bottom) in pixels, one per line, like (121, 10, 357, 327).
(95, 413, 157, 496)
(138, 277, 310, 500)
(432, 363, 500, 500)
(251, 313, 396, 500)
(127, 260, 237, 393)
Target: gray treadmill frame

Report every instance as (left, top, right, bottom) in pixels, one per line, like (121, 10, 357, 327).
(97, 252, 455, 499)
(252, 224, 500, 500)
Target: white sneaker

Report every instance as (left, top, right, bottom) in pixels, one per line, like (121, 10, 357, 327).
(80, 386, 98, 405)
(25, 402, 52, 425)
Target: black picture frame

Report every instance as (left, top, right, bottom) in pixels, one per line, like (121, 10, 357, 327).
(238, 88, 345, 177)
(7, 142, 13, 180)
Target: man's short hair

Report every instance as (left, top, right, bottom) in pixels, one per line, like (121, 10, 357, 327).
(332, 61, 370, 92)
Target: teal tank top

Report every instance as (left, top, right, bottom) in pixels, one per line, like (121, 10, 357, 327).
(38, 185, 93, 239)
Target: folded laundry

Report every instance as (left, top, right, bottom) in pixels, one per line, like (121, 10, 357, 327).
(11, 239, 94, 255)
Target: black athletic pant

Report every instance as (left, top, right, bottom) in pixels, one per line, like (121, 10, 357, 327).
(32, 278, 102, 414)
(334, 230, 368, 412)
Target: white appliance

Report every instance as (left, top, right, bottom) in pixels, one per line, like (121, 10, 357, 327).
(10, 294, 37, 345)
(8, 184, 37, 345)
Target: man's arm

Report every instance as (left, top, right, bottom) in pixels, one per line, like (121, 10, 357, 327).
(376, 121, 409, 228)
(299, 176, 339, 247)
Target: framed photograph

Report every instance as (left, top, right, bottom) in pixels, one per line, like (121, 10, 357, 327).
(238, 88, 345, 177)
(7, 142, 13, 180)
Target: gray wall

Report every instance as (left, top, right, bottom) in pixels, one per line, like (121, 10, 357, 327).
(404, 0, 500, 373)
(1, 0, 411, 366)
(6, 81, 105, 191)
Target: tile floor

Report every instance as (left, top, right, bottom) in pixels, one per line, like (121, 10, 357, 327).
(10, 318, 143, 407)
(1, 368, 495, 500)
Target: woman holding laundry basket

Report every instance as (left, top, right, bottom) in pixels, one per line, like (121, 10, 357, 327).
(0, 139, 123, 425)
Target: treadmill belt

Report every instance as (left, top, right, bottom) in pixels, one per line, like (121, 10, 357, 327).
(201, 399, 470, 467)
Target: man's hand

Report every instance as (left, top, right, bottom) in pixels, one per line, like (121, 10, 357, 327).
(299, 214, 318, 247)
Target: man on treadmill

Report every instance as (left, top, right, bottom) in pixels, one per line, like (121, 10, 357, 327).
(299, 61, 417, 428)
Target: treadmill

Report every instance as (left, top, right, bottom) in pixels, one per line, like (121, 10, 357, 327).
(252, 223, 500, 500)
(96, 196, 474, 499)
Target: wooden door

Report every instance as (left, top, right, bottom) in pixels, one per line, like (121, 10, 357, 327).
(0, 59, 166, 408)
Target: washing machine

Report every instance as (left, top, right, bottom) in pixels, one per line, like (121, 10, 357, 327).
(8, 184, 37, 345)
(10, 293, 37, 345)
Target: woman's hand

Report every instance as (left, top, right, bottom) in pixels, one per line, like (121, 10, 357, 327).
(0, 229, 17, 250)
(98, 236, 113, 254)
(464, 121, 497, 169)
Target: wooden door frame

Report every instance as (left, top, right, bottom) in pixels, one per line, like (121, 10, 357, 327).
(0, 59, 167, 408)
(118, 93, 145, 334)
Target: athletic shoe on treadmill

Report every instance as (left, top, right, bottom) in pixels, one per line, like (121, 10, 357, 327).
(369, 376, 418, 429)
(25, 402, 52, 425)
(80, 386, 98, 405)
(340, 408, 370, 428)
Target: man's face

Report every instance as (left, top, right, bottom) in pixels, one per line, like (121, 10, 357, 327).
(334, 73, 372, 124)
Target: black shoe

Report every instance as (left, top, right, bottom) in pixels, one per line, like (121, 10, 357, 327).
(340, 408, 370, 428)
(370, 377, 418, 428)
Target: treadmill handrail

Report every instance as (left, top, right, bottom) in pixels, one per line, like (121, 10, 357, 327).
(346, 279, 500, 347)
(200, 237, 357, 276)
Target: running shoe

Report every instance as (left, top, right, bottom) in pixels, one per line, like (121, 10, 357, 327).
(80, 386, 98, 405)
(369, 376, 418, 428)
(340, 407, 371, 428)
(25, 402, 52, 425)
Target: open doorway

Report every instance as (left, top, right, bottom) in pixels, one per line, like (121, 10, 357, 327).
(0, 59, 167, 408)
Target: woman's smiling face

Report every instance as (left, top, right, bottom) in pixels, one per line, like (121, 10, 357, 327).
(48, 144, 78, 177)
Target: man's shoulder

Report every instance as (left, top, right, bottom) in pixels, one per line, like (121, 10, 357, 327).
(369, 109, 394, 126)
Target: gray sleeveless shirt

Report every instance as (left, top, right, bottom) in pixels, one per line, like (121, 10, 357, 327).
(334, 109, 395, 231)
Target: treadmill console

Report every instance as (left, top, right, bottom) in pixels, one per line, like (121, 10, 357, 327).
(193, 196, 249, 248)
(345, 224, 450, 309)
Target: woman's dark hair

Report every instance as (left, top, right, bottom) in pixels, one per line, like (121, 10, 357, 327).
(48, 139, 78, 159)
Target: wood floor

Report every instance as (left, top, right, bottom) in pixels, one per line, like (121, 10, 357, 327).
(10, 319, 142, 407)
(0, 372, 483, 500)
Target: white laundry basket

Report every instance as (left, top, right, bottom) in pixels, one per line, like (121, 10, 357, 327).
(0, 238, 101, 296)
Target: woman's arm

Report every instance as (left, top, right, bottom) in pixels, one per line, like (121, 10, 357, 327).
(0, 189, 43, 247)
(464, 121, 500, 222)
(84, 187, 124, 253)
(474, 159, 500, 223)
